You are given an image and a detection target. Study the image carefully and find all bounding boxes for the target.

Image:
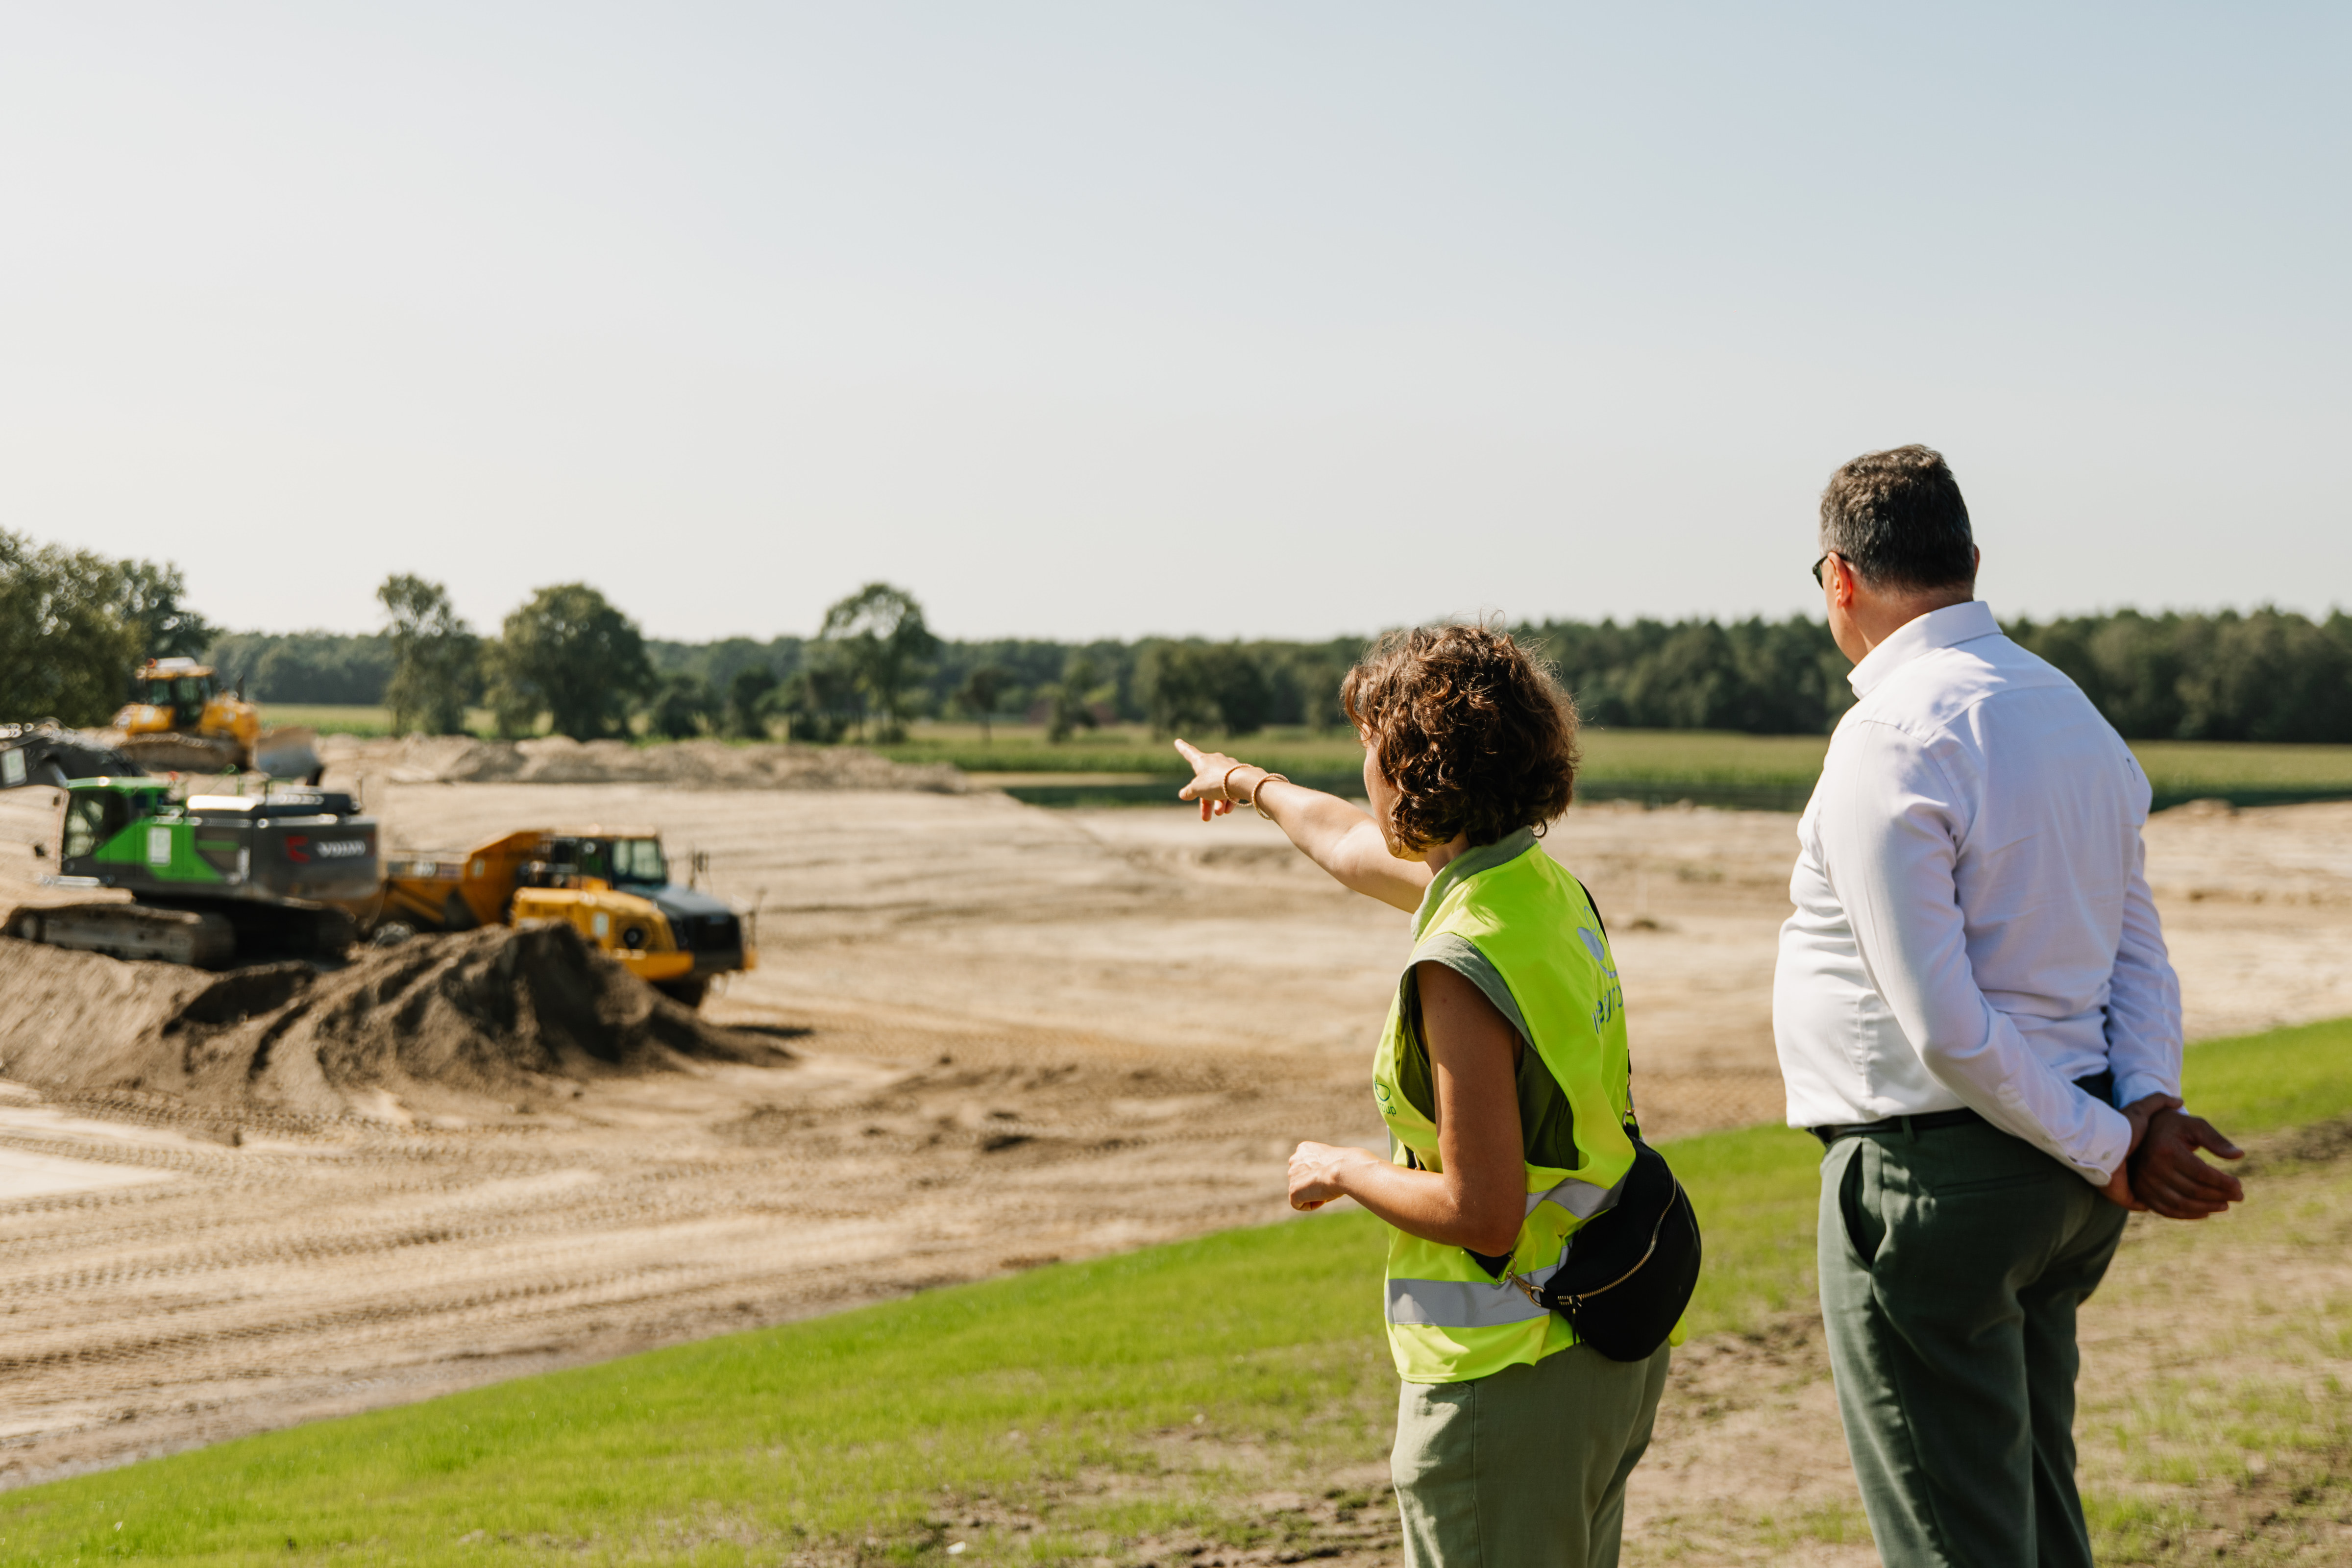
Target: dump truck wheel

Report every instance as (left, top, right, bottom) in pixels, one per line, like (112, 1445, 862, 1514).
(655, 977, 710, 1009)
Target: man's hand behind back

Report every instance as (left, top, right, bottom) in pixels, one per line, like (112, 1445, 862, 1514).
(2130, 1106, 2246, 1219)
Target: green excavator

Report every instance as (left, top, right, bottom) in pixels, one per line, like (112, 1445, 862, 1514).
(1, 725, 378, 966)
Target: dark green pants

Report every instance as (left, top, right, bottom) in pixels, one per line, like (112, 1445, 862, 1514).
(1392, 1342, 1671, 1568)
(1819, 1120, 2128, 1568)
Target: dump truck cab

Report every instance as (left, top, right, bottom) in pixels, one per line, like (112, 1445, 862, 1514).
(379, 826, 754, 1005)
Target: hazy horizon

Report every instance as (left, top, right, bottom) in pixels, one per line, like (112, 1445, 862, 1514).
(3, 4, 2343, 644)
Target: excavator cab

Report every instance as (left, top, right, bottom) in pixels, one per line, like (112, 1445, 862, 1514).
(129, 667, 215, 731)
(60, 788, 141, 860)
(117, 658, 235, 739)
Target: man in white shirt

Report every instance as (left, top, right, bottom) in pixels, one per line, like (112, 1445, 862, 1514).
(1773, 444, 2246, 1568)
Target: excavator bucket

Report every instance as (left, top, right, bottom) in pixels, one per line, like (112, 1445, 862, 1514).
(253, 727, 323, 784)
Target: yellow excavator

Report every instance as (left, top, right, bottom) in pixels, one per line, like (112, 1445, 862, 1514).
(375, 827, 756, 1006)
(109, 658, 322, 780)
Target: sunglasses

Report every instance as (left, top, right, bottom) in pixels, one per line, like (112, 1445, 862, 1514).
(1811, 552, 1840, 588)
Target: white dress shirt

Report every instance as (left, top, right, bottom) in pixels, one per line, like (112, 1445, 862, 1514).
(1773, 600, 2183, 1184)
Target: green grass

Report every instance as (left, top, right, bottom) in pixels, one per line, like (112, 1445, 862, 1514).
(257, 706, 498, 738)
(2132, 739, 2352, 796)
(883, 725, 2352, 811)
(2076, 1083, 2352, 1564)
(260, 710, 2352, 810)
(876, 723, 1837, 786)
(9, 1019, 2345, 1565)
(254, 703, 399, 736)
(2156, 1015, 2352, 1136)
(876, 723, 1361, 779)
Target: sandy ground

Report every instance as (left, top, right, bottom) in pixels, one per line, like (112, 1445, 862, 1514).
(1, 782, 2349, 1516)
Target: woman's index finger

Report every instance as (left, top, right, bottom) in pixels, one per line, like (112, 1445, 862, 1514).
(1172, 737, 1204, 766)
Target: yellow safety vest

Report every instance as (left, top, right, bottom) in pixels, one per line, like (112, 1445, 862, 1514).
(1371, 830, 1638, 1384)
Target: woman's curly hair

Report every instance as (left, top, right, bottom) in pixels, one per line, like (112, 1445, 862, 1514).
(1342, 623, 1579, 851)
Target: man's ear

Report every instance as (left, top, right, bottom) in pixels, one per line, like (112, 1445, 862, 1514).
(1831, 554, 1860, 608)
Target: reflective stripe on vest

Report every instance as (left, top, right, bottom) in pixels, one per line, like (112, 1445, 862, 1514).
(1389, 1170, 1627, 1328)
(1387, 1276, 1550, 1329)
(1527, 1170, 1624, 1220)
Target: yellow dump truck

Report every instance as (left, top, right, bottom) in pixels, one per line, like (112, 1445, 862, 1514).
(377, 827, 755, 1006)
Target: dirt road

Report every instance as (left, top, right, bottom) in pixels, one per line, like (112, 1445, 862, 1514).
(1, 783, 2347, 1487)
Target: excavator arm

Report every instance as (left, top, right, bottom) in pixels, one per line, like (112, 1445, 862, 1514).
(0, 726, 144, 790)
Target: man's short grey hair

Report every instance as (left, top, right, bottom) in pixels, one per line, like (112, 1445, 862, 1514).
(1819, 445, 1976, 593)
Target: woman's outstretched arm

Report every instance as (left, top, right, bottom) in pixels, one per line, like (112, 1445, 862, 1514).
(1174, 738, 1432, 914)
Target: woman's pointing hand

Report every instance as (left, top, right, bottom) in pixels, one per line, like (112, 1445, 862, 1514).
(1174, 738, 1254, 822)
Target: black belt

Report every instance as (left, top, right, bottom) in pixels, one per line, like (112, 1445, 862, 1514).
(1810, 1072, 2115, 1148)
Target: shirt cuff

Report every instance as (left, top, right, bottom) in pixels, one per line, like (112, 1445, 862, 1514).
(2112, 1070, 2179, 1113)
(2074, 1101, 2133, 1186)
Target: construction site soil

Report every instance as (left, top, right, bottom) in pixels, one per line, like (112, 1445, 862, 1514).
(0, 924, 789, 1123)
(1, 762, 2349, 1507)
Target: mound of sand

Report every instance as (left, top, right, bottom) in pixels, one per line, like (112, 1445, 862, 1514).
(321, 734, 969, 792)
(0, 924, 792, 1123)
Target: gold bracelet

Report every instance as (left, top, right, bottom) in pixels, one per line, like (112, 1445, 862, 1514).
(1249, 772, 1291, 819)
(1221, 763, 1248, 803)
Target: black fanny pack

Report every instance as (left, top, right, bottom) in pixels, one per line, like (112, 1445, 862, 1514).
(1511, 1134, 1702, 1362)
(1498, 879, 1704, 1362)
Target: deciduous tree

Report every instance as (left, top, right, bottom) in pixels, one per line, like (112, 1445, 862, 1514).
(484, 583, 653, 740)
(818, 583, 936, 742)
(649, 673, 720, 739)
(1044, 653, 1104, 743)
(726, 667, 780, 740)
(958, 665, 1007, 743)
(0, 530, 147, 726)
(119, 561, 219, 664)
(377, 574, 478, 736)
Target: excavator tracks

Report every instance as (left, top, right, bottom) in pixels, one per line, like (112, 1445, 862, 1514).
(3, 904, 235, 968)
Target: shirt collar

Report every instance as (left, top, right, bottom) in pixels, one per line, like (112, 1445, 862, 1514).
(1847, 600, 2000, 698)
(1414, 825, 1538, 934)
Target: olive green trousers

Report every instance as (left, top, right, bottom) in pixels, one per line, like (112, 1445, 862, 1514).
(1819, 1121, 2128, 1568)
(1391, 1341, 1671, 1568)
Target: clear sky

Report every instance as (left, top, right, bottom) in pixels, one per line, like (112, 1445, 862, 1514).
(1, 3, 2343, 643)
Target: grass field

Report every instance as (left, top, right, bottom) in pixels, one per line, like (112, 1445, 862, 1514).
(881, 723, 2352, 811)
(256, 708, 2352, 810)
(259, 705, 497, 738)
(5, 1018, 2345, 1566)
(875, 723, 1839, 789)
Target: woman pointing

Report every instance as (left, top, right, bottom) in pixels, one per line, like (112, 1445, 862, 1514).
(1175, 623, 1670, 1568)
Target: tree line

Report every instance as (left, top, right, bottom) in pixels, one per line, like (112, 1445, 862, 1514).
(5, 529, 2348, 743)
(221, 596, 2352, 746)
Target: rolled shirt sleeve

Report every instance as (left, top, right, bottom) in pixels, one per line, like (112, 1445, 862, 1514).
(1816, 721, 2134, 1183)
